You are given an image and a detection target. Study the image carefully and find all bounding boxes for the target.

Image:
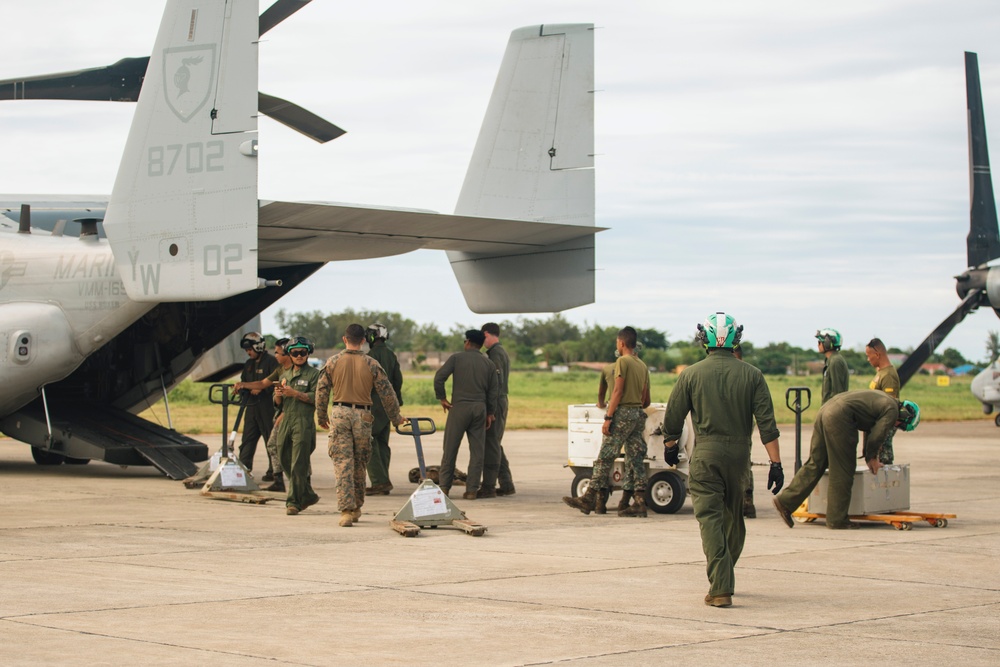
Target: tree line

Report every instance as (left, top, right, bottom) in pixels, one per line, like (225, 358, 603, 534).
(273, 309, 986, 373)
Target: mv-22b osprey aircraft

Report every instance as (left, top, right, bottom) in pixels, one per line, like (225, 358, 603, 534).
(898, 52, 1000, 420)
(0, 0, 599, 477)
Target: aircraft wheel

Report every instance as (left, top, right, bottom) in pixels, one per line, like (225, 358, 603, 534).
(646, 471, 685, 514)
(994, 413, 1000, 427)
(64, 457, 91, 465)
(570, 470, 592, 498)
(31, 447, 65, 465)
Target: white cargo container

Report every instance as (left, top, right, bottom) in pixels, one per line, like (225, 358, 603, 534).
(566, 403, 694, 513)
(808, 464, 911, 516)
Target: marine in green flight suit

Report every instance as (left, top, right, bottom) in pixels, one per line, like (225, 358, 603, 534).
(481, 322, 514, 497)
(662, 313, 783, 608)
(816, 328, 849, 404)
(365, 325, 403, 494)
(774, 389, 901, 529)
(273, 337, 322, 515)
(433, 330, 499, 497)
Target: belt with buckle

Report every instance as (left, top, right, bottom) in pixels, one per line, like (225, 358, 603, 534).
(332, 401, 371, 410)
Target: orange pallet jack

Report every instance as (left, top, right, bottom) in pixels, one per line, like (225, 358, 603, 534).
(792, 501, 956, 531)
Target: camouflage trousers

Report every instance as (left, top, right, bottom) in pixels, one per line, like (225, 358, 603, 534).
(265, 414, 284, 475)
(327, 405, 375, 512)
(592, 406, 647, 491)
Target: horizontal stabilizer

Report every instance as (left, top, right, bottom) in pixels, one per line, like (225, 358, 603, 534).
(449, 24, 596, 313)
(256, 200, 602, 265)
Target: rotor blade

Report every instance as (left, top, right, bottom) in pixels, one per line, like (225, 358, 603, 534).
(899, 289, 984, 386)
(965, 52, 1000, 268)
(258, 92, 345, 143)
(259, 0, 313, 36)
(0, 57, 147, 102)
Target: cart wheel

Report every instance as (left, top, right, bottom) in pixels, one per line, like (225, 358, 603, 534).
(902, 522, 913, 531)
(645, 471, 685, 514)
(892, 522, 905, 530)
(937, 518, 948, 528)
(570, 470, 592, 499)
(995, 413, 1000, 427)
(794, 515, 809, 524)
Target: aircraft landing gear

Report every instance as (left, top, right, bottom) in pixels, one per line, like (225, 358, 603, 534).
(31, 447, 64, 465)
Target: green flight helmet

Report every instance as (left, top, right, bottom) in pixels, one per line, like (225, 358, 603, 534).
(696, 312, 743, 349)
(815, 327, 842, 351)
(898, 400, 920, 432)
(285, 335, 314, 355)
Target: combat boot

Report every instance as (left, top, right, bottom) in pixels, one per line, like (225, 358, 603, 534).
(743, 492, 756, 519)
(616, 490, 634, 514)
(619, 493, 647, 518)
(350, 508, 362, 522)
(562, 487, 598, 515)
(339, 511, 354, 527)
(595, 488, 610, 514)
(263, 472, 285, 493)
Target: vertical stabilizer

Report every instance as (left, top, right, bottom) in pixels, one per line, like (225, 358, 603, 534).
(104, 0, 259, 301)
(966, 51, 1000, 269)
(449, 24, 596, 313)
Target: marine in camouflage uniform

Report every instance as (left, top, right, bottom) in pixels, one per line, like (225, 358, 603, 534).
(775, 390, 898, 529)
(317, 324, 404, 527)
(262, 338, 291, 491)
(662, 313, 783, 607)
(564, 327, 650, 517)
(433, 330, 499, 498)
(865, 338, 902, 464)
(366, 330, 403, 494)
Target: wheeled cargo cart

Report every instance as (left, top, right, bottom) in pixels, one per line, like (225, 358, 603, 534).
(790, 464, 956, 529)
(566, 403, 693, 514)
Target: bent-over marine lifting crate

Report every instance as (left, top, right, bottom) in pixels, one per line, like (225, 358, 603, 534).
(792, 464, 957, 530)
(566, 403, 693, 514)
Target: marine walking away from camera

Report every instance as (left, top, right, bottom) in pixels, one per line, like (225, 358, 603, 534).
(662, 313, 783, 608)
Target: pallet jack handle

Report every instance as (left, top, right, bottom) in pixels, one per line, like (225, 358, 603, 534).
(208, 384, 249, 459)
(395, 417, 436, 481)
(785, 387, 811, 473)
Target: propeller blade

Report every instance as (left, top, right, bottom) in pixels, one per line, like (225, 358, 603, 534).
(259, 0, 313, 36)
(0, 61, 344, 144)
(0, 57, 147, 102)
(899, 289, 984, 386)
(258, 92, 345, 143)
(965, 52, 1000, 268)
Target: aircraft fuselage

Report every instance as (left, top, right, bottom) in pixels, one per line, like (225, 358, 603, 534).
(0, 232, 153, 415)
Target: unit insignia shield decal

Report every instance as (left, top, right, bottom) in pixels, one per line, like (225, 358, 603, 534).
(162, 44, 216, 123)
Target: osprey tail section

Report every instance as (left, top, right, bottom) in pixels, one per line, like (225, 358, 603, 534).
(103, 0, 260, 302)
(449, 24, 597, 314)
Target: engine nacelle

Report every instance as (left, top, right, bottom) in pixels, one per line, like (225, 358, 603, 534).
(0, 303, 81, 415)
(985, 266, 1000, 309)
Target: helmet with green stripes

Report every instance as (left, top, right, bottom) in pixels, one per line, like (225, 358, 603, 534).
(815, 328, 842, 351)
(285, 335, 314, 355)
(898, 400, 920, 432)
(696, 312, 743, 349)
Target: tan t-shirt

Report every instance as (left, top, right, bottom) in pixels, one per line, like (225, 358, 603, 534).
(615, 354, 649, 407)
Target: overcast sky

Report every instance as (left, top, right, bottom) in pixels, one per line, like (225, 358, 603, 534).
(4, 1, 1000, 361)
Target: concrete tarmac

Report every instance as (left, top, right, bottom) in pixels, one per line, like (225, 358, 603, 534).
(1, 420, 998, 666)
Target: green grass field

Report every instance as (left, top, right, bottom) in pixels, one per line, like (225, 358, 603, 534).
(138, 370, 990, 435)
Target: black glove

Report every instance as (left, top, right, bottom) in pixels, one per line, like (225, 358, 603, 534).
(664, 445, 680, 467)
(767, 462, 784, 494)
